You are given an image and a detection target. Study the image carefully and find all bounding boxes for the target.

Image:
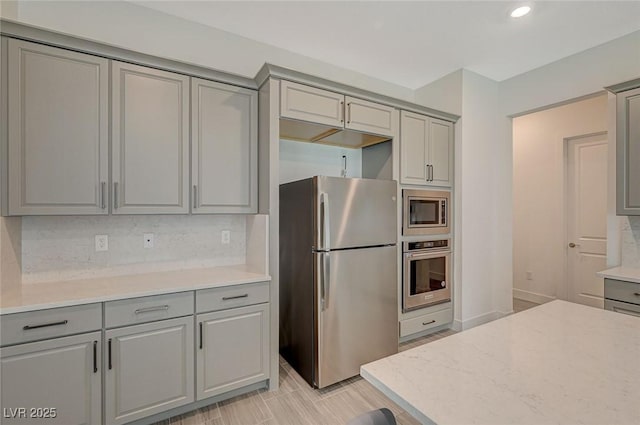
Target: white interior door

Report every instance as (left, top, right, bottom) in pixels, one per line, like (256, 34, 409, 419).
(567, 134, 607, 308)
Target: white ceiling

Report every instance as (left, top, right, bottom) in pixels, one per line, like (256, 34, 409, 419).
(134, 1, 640, 90)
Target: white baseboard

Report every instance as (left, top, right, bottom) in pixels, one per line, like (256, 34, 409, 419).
(513, 288, 556, 305)
(457, 311, 507, 331)
(451, 320, 463, 332)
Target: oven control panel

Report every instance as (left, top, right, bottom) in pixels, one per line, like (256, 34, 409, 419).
(405, 239, 449, 252)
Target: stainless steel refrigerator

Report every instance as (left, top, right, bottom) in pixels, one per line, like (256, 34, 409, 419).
(280, 176, 398, 388)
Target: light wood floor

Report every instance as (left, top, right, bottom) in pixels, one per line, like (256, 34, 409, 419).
(156, 298, 538, 425)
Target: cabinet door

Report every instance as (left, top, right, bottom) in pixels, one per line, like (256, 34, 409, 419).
(105, 317, 194, 425)
(280, 80, 344, 127)
(344, 96, 395, 137)
(192, 78, 257, 213)
(196, 303, 269, 400)
(429, 118, 453, 187)
(112, 61, 189, 214)
(7, 39, 108, 215)
(617, 87, 640, 215)
(400, 110, 429, 185)
(0, 332, 101, 425)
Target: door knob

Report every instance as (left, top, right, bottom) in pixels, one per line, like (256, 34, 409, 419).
(569, 242, 577, 248)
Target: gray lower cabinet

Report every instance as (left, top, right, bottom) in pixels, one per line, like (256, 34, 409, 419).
(6, 39, 109, 215)
(0, 332, 102, 425)
(191, 78, 258, 214)
(105, 316, 194, 425)
(196, 303, 269, 400)
(616, 86, 640, 215)
(111, 61, 190, 214)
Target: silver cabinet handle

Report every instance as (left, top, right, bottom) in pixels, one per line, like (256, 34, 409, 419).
(134, 305, 169, 314)
(634, 293, 640, 297)
(193, 185, 198, 209)
(93, 341, 98, 373)
(347, 102, 352, 124)
(108, 338, 112, 370)
(340, 101, 344, 123)
(113, 182, 119, 209)
(199, 322, 203, 350)
(422, 320, 436, 326)
(222, 294, 249, 301)
(430, 165, 434, 181)
(101, 182, 106, 209)
(23, 320, 68, 330)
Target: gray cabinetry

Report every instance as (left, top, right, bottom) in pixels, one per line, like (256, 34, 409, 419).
(104, 316, 194, 425)
(196, 303, 269, 400)
(0, 332, 102, 425)
(6, 39, 109, 215)
(191, 78, 258, 213)
(400, 111, 453, 187)
(616, 86, 640, 215)
(111, 61, 190, 214)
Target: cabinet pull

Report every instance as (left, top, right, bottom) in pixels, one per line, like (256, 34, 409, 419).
(347, 102, 352, 124)
(101, 182, 106, 209)
(23, 320, 68, 330)
(425, 164, 430, 181)
(193, 185, 198, 209)
(222, 294, 249, 301)
(422, 320, 436, 326)
(199, 322, 203, 350)
(634, 293, 640, 297)
(340, 101, 344, 123)
(93, 341, 98, 373)
(113, 182, 119, 209)
(134, 305, 170, 314)
(108, 338, 112, 370)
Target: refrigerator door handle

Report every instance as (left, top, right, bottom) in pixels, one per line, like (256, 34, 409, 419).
(321, 252, 331, 310)
(320, 192, 331, 250)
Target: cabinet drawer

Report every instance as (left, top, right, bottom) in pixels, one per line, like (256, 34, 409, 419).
(105, 292, 194, 329)
(400, 308, 452, 338)
(605, 299, 640, 317)
(604, 278, 640, 304)
(1, 303, 102, 347)
(196, 282, 269, 313)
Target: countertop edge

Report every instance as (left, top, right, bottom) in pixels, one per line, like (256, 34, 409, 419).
(596, 267, 640, 284)
(0, 274, 271, 315)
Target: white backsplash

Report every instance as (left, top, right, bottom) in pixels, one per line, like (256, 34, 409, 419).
(22, 215, 246, 283)
(621, 216, 640, 268)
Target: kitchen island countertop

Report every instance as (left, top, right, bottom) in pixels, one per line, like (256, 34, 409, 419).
(361, 300, 640, 425)
(597, 266, 640, 284)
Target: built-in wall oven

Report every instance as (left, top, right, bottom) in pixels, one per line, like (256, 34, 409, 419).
(403, 239, 451, 311)
(402, 189, 450, 236)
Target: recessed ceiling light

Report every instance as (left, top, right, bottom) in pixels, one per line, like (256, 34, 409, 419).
(511, 6, 531, 18)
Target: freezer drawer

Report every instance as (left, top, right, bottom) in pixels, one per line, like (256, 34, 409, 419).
(315, 245, 398, 388)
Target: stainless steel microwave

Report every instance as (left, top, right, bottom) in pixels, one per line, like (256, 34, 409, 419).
(402, 189, 450, 235)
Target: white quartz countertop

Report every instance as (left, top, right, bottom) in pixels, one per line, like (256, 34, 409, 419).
(597, 266, 640, 284)
(0, 265, 270, 315)
(361, 300, 640, 425)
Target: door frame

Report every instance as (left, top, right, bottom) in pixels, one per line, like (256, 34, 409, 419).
(562, 131, 607, 302)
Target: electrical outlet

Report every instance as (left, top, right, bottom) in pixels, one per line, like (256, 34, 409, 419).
(95, 235, 108, 252)
(221, 230, 231, 245)
(144, 233, 154, 249)
(526, 271, 533, 280)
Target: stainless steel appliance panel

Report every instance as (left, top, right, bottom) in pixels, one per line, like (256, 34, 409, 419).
(402, 189, 450, 236)
(316, 245, 398, 388)
(315, 176, 397, 250)
(403, 241, 451, 311)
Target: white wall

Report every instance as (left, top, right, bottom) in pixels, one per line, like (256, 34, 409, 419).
(279, 140, 362, 184)
(21, 216, 246, 283)
(1, 1, 414, 102)
(621, 217, 640, 268)
(414, 69, 463, 116)
(512, 94, 607, 303)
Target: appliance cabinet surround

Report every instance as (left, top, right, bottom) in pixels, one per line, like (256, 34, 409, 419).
(6, 38, 109, 215)
(280, 80, 396, 137)
(616, 85, 640, 215)
(400, 110, 453, 187)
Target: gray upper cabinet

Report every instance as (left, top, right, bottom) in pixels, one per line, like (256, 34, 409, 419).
(0, 332, 102, 425)
(6, 39, 109, 215)
(192, 78, 258, 213)
(105, 316, 194, 425)
(617, 86, 640, 215)
(400, 111, 453, 187)
(280, 81, 395, 137)
(112, 61, 190, 214)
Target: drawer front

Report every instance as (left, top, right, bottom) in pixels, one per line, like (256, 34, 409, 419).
(400, 308, 452, 338)
(1, 304, 102, 347)
(604, 278, 640, 304)
(605, 299, 640, 317)
(196, 282, 269, 313)
(105, 292, 194, 329)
